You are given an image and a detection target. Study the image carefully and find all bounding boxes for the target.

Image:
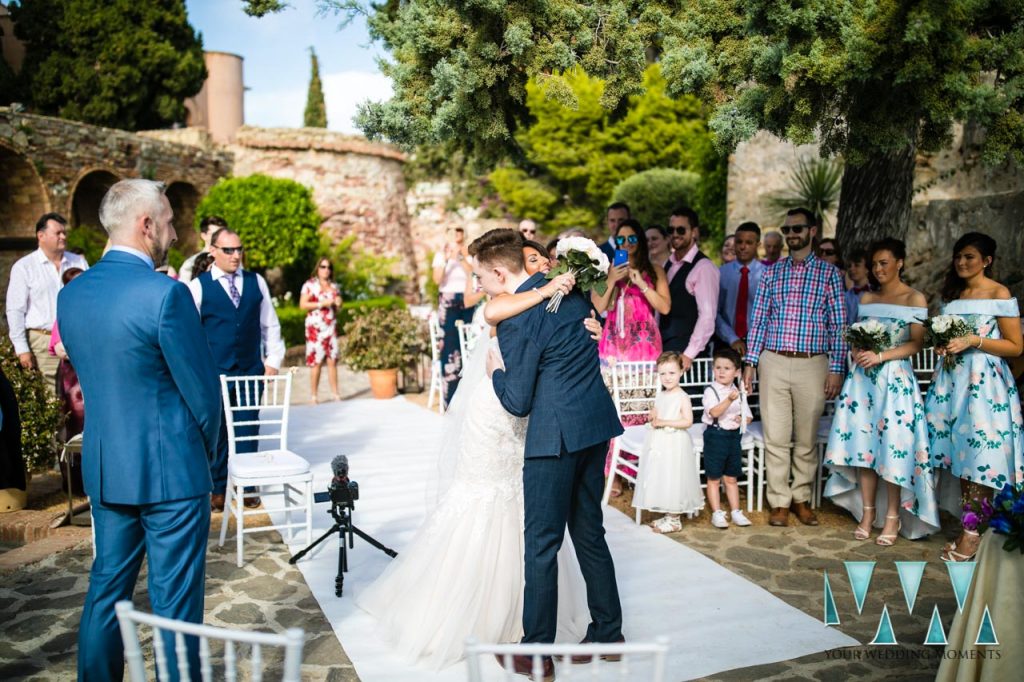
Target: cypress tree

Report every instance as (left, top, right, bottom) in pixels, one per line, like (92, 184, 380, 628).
(303, 47, 327, 128)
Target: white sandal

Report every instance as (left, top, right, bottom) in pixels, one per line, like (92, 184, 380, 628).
(650, 515, 682, 534)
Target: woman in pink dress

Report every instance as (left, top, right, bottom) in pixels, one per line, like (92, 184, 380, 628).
(593, 219, 670, 365)
(592, 219, 671, 494)
(300, 257, 342, 403)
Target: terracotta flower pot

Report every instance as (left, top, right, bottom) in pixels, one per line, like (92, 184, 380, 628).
(367, 368, 399, 399)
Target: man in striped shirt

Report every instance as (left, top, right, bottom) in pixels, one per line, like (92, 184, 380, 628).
(742, 208, 848, 527)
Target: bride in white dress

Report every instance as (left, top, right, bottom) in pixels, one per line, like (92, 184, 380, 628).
(357, 274, 591, 670)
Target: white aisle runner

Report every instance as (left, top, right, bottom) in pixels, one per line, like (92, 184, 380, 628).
(265, 399, 856, 681)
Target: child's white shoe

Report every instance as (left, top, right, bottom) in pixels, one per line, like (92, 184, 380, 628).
(711, 510, 729, 529)
(731, 509, 752, 527)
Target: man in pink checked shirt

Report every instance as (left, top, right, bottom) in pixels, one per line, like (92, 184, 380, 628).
(742, 207, 848, 528)
(659, 206, 720, 372)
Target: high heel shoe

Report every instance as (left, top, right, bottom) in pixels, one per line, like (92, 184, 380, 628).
(876, 514, 901, 546)
(941, 529, 980, 562)
(854, 506, 875, 540)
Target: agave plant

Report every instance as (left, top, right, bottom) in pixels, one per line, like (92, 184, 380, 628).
(767, 156, 843, 230)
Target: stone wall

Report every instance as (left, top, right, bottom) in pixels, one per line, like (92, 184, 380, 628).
(229, 126, 420, 301)
(904, 191, 1024, 310)
(0, 108, 231, 315)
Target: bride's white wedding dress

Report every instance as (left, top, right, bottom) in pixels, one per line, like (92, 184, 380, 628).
(356, 337, 589, 669)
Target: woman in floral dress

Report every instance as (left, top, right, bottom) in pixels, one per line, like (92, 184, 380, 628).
(925, 232, 1023, 562)
(593, 219, 670, 365)
(824, 238, 939, 544)
(300, 257, 342, 403)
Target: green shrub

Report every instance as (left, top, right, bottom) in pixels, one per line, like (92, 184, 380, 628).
(339, 306, 426, 371)
(611, 168, 701, 228)
(65, 225, 107, 265)
(275, 296, 407, 347)
(196, 175, 322, 271)
(0, 338, 63, 474)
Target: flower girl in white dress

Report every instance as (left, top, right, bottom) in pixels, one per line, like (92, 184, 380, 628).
(633, 351, 705, 533)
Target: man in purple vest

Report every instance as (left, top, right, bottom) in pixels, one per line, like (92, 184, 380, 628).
(660, 206, 720, 372)
(188, 227, 286, 512)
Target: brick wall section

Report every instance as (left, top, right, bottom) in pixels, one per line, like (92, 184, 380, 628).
(0, 108, 232, 316)
(229, 126, 420, 301)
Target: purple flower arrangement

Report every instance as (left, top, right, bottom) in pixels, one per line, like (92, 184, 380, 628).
(962, 484, 1024, 554)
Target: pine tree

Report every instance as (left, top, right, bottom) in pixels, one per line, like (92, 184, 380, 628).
(303, 47, 327, 129)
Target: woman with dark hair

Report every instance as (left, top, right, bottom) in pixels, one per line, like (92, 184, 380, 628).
(925, 232, 1023, 562)
(50, 267, 86, 495)
(300, 257, 342, 403)
(824, 238, 939, 545)
(592, 219, 670, 365)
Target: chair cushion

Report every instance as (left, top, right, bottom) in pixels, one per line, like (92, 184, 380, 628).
(229, 449, 310, 479)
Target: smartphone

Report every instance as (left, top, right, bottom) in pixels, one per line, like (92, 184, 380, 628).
(613, 249, 629, 267)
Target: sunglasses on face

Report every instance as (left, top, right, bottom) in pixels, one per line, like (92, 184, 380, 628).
(819, 248, 835, 255)
(669, 227, 689, 236)
(318, 264, 331, 269)
(780, 224, 811, 235)
(615, 235, 639, 245)
(217, 246, 244, 255)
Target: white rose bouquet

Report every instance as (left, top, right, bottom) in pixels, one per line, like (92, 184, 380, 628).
(544, 237, 610, 312)
(922, 314, 975, 368)
(844, 319, 893, 353)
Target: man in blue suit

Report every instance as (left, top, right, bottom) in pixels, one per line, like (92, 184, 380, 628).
(58, 179, 222, 682)
(472, 229, 625, 677)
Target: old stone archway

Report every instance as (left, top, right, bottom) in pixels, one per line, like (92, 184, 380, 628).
(0, 143, 48, 239)
(0, 144, 50, 313)
(70, 169, 119, 229)
(166, 181, 201, 253)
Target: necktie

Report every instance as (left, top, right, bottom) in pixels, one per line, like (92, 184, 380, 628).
(227, 274, 241, 308)
(735, 265, 749, 339)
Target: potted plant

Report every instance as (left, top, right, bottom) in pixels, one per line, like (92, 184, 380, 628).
(339, 307, 426, 399)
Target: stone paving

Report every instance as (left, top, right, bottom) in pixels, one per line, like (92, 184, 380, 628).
(0, 522, 357, 681)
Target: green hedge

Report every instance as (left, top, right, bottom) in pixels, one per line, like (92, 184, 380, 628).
(276, 296, 407, 347)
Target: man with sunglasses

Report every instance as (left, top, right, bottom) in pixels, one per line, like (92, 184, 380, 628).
(742, 208, 848, 527)
(188, 227, 286, 512)
(598, 202, 631, 262)
(518, 219, 538, 240)
(660, 206, 719, 371)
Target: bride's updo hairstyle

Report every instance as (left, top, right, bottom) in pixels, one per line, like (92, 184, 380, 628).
(469, 228, 526, 273)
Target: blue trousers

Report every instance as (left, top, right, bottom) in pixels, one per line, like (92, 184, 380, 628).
(211, 376, 262, 495)
(78, 495, 210, 682)
(522, 440, 623, 644)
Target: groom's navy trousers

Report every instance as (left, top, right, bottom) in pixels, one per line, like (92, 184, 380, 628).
(493, 272, 624, 644)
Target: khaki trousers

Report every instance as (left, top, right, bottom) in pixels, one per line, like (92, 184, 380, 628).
(757, 350, 827, 509)
(29, 330, 59, 395)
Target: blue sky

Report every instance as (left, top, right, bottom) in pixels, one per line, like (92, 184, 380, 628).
(185, 0, 391, 134)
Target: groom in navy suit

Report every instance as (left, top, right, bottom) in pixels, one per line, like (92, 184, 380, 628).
(59, 179, 222, 681)
(472, 229, 624, 673)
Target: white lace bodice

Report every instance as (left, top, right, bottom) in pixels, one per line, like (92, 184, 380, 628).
(454, 374, 528, 499)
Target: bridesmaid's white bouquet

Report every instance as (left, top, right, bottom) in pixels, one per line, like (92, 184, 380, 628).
(922, 314, 975, 368)
(545, 237, 610, 312)
(844, 320, 892, 352)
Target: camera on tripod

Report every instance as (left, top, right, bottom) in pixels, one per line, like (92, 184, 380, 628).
(291, 454, 396, 597)
(314, 455, 360, 510)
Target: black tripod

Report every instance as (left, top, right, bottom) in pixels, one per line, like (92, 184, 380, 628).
(289, 499, 397, 597)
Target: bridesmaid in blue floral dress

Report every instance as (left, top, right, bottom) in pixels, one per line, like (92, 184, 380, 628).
(825, 239, 939, 545)
(925, 233, 1024, 562)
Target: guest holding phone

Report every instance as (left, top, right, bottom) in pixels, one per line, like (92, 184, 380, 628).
(592, 219, 669, 366)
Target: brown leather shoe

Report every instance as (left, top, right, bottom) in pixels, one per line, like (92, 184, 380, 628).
(791, 501, 819, 526)
(210, 494, 226, 513)
(243, 496, 262, 509)
(495, 653, 554, 681)
(571, 636, 625, 663)
(769, 507, 789, 526)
